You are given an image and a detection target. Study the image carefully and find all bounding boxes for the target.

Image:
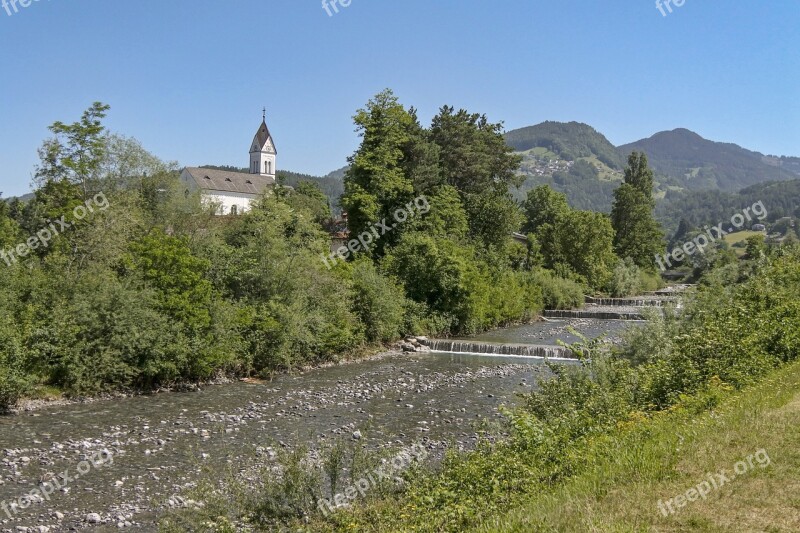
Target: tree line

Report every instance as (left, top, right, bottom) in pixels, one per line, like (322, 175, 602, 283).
(0, 93, 666, 409)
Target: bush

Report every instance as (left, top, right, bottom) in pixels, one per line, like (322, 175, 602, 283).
(349, 259, 408, 343)
(531, 269, 585, 310)
(0, 325, 31, 412)
(607, 258, 641, 297)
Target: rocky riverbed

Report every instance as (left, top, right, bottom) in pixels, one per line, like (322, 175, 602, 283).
(0, 318, 634, 532)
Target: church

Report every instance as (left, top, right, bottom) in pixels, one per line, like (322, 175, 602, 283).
(180, 112, 278, 215)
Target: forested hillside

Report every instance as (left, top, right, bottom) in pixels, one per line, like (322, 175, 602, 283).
(656, 178, 800, 235)
(620, 128, 799, 191)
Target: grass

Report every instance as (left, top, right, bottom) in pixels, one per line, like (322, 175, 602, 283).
(477, 360, 800, 532)
(579, 155, 624, 181)
(724, 230, 764, 246)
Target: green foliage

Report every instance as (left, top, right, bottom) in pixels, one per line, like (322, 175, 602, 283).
(407, 185, 468, 240)
(125, 230, 213, 330)
(524, 185, 617, 291)
(431, 106, 523, 195)
(745, 234, 766, 259)
(611, 153, 664, 270)
(529, 269, 585, 310)
(606, 257, 662, 298)
(348, 258, 408, 343)
(521, 185, 570, 235)
(287, 180, 333, 224)
(0, 198, 19, 248)
(341, 89, 417, 256)
(549, 210, 617, 289)
(657, 179, 800, 235)
(35, 102, 110, 199)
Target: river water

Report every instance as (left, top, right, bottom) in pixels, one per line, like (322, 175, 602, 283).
(0, 318, 633, 532)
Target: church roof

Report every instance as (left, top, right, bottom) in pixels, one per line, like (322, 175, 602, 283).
(183, 167, 275, 195)
(251, 119, 277, 154)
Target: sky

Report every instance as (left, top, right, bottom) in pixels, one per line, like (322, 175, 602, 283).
(0, 0, 797, 198)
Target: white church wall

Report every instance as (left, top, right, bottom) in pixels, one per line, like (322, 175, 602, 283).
(201, 190, 258, 215)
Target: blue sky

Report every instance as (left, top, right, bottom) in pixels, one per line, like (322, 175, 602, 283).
(0, 0, 797, 197)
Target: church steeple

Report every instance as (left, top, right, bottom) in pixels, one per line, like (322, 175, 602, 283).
(249, 110, 276, 177)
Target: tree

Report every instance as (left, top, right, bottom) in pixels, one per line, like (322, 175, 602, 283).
(429, 106, 522, 195)
(0, 198, 19, 249)
(611, 152, 664, 269)
(35, 102, 111, 200)
(745, 235, 766, 259)
(522, 185, 571, 235)
(286, 180, 332, 224)
(548, 210, 617, 289)
(341, 90, 417, 256)
(429, 106, 523, 247)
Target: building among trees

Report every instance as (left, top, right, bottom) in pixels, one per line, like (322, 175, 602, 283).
(180, 111, 277, 215)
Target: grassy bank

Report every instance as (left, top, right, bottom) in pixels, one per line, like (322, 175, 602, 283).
(481, 357, 800, 532)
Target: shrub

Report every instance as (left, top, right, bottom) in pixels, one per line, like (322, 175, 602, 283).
(531, 269, 585, 310)
(349, 259, 408, 343)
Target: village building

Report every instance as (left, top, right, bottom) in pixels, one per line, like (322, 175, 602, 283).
(180, 111, 277, 215)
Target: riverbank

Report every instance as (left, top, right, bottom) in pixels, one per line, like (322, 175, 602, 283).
(482, 358, 800, 532)
(7, 345, 401, 415)
(6, 316, 558, 416)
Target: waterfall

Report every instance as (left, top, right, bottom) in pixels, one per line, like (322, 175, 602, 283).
(422, 340, 574, 360)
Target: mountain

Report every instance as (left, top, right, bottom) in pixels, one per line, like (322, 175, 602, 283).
(619, 128, 800, 191)
(505, 122, 800, 213)
(2, 192, 35, 203)
(505, 122, 628, 212)
(505, 121, 625, 170)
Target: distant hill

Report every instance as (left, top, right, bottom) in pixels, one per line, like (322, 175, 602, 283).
(2, 192, 35, 203)
(505, 122, 800, 213)
(619, 128, 800, 191)
(505, 122, 628, 212)
(656, 178, 800, 235)
(506, 121, 625, 170)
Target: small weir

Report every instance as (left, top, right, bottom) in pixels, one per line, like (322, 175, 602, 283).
(422, 339, 575, 360)
(584, 296, 671, 307)
(543, 308, 646, 320)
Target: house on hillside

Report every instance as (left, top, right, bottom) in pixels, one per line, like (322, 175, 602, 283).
(180, 112, 278, 215)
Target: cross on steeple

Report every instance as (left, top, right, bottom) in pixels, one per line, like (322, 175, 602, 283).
(262, 107, 266, 121)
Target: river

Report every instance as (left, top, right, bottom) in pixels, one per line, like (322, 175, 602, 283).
(0, 318, 635, 532)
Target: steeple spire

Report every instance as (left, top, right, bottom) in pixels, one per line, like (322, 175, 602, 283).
(249, 109, 277, 176)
